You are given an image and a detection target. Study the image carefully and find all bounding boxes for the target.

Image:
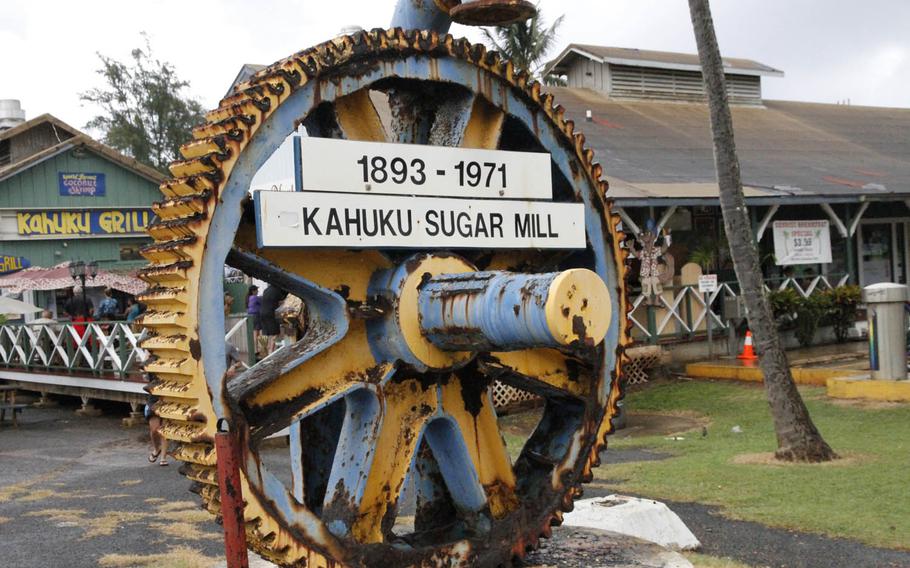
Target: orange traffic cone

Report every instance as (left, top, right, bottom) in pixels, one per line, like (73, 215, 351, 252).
(738, 330, 758, 361)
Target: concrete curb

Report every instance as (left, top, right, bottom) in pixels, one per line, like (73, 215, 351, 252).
(826, 376, 910, 402)
(685, 361, 866, 386)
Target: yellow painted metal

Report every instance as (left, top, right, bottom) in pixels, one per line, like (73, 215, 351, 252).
(249, 322, 387, 408)
(335, 90, 389, 142)
(487, 348, 590, 398)
(397, 255, 474, 369)
(461, 97, 505, 149)
(352, 379, 439, 543)
(440, 379, 518, 518)
(543, 268, 610, 346)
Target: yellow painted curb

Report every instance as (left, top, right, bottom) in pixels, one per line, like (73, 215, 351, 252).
(685, 362, 864, 386)
(826, 377, 910, 402)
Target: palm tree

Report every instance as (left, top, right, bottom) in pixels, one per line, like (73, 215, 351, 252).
(481, 3, 564, 80)
(688, 0, 836, 462)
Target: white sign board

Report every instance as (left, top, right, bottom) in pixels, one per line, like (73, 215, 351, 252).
(773, 220, 832, 265)
(255, 191, 586, 249)
(698, 274, 718, 294)
(300, 138, 552, 200)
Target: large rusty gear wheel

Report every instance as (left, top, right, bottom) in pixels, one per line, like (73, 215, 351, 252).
(140, 29, 630, 567)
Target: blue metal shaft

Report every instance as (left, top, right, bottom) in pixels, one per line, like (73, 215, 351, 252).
(390, 0, 452, 33)
(418, 271, 560, 351)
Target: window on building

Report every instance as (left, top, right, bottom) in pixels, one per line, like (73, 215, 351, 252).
(120, 244, 143, 261)
(0, 139, 10, 167)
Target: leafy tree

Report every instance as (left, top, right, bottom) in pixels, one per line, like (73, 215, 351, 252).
(81, 35, 205, 172)
(688, 0, 836, 462)
(482, 3, 565, 82)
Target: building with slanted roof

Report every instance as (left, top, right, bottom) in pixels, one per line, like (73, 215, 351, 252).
(545, 46, 910, 346)
(0, 104, 163, 317)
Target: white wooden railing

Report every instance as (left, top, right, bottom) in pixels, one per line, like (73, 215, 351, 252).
(631, 274, 851, 341)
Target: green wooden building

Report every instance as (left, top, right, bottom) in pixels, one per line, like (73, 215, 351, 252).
(0, 114, 164, 315)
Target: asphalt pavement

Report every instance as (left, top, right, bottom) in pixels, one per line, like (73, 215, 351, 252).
(0, 400, 224, 568)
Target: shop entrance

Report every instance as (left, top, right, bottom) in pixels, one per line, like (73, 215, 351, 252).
(859, 220, 908, 285)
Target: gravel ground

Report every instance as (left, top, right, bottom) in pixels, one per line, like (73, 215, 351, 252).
(3, 402, 909, 568)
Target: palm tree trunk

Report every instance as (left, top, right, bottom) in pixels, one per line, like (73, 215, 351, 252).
(688, 0, 836, 462)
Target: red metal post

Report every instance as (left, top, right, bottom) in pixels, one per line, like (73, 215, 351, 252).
(215, 428, 250, 568)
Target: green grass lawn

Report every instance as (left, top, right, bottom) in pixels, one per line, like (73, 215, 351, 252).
(595, 381, 910, 550)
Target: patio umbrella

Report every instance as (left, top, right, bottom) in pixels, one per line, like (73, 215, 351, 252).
(0, 295, 42, 315)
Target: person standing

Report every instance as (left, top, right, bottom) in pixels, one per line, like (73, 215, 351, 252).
(65, 285, 94, 340)
(97, 288, 119, 321)
(246, 285, 262, 358)
(260, 284, 288, 355)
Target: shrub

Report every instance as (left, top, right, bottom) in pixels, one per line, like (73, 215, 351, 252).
(794, 293, 831, 347)
(768, 288, 800, 320)
(822, 285, 862, 342)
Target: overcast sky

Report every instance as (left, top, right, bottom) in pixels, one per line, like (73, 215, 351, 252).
(3, 0, 908, 132)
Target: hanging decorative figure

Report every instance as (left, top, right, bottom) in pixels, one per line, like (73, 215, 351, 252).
(633, 219, 672, 306)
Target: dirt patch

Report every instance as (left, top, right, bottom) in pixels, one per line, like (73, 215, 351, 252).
(119, 479, 143, 486)
(732, 452, 871, 467)
(828, 398, 908, 410)
(611, 411, 709, 440)
(98, 546, 220, 568)
(149, 521, 220, 541)
(0, 516, 10, 524)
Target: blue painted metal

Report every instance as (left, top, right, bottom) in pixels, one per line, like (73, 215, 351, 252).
(293, 136, 303, 192)
(321, 388, 382, 537)
(419, 271, 562, 351)
(289, 419, 304, 503)
(423, 417, 488, 520)
(365, 261, 427, 370)
(390, 0, 452, 33)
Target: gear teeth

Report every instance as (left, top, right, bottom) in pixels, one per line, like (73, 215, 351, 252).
(153, 195, 210, 220)
(147, 219, 202, 240)
(148, 379, 195, 401)
(144, 356, 192, 376)
(138, 261, 191, 285)
(172, 443, 217, 466)
(159, 418, 208, 444)
(140, 333, 190, 352)
(183, 463, 218, 485)
(139, 237, 197, 264)
(192, 114, 255, 141)
(206, 99, 271, 123)
(155, 399, 205, 423)
(160, 174, 217, 199)
(180, 137, 229, 160)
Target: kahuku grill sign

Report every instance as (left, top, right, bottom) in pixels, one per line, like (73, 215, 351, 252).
(17, 210, 153, 237)
(0, 255, 30, 275)
(256, 139, 587, 249)
(58, 173, 105, 197)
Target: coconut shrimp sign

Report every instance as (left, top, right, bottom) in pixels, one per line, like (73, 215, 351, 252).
(773, 220, 832, 265)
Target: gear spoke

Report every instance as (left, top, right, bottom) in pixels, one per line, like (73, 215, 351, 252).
(333, 89, 390, 142)
(440, 377, 518, 518)
(480, 348, 592, 400)
(323, 379, 439, 543)
(229, 322, 392, 443)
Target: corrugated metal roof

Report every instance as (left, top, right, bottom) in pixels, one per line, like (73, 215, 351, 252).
(546, 44, 783, 77)
(546, 87, 910, 202)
